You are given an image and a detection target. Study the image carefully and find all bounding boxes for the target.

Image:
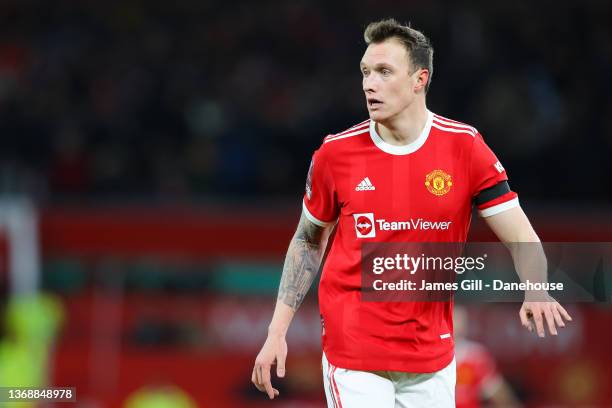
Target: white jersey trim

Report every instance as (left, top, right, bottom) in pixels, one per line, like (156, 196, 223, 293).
(338, 120, 370, 134)
(324, 121, 370, 141)
(432, 122, 477, 137)
(433, 115, 477, 133)
(370, 110, 433, 155)
(479, 197, 520, 217)
(302, 200, 335, 227)
(324, 128, 369, 144)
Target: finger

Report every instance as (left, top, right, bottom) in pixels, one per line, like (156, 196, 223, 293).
(258, 365, 268, 392)
(261, 364, 275, 399)
(276, 353, 286, 378)
(532, 309, 545, 337)
(543, 306, 558, 335)
(519, 307, 530, 329)
(254, 366, 264, 391)
(520, 307, 534, 332)
(556, 304, 572, 321)
(552, 307, 565, 328)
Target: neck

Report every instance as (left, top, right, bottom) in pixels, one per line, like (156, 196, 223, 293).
(376, 100, 428, 146)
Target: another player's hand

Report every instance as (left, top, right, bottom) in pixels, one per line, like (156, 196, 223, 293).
(252, 331, 287, 399)
(519, 291, 572, 337)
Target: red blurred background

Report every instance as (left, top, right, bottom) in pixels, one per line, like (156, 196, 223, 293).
(28, 204, 611, 407)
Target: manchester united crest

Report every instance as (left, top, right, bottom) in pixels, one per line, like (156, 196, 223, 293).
(425, 169, 452, 196)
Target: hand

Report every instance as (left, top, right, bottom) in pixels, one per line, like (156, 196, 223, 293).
(252, 331, 287, 399)
(519, 292, 572, 337)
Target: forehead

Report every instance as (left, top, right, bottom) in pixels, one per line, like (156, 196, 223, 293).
(361, 38, 410, 68)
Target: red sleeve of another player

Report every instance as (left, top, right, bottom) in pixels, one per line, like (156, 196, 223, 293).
(302, 148, 339, 226)
(470, 133, 519, 217)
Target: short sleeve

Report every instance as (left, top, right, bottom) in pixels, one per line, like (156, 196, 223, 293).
(302, 148, 339, 226)
(470, 133, 519, 217)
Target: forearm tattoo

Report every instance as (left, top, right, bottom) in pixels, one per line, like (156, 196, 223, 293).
(278, 214, 325, 311)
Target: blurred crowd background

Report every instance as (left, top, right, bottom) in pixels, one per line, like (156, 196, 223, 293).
(0, 0, 611, 201)
(0, 0, 611, 407)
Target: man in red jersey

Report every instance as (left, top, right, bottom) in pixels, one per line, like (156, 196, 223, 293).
(252, 18, 571, 407)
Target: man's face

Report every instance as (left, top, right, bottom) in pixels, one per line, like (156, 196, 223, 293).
(360, 39, 419, 122)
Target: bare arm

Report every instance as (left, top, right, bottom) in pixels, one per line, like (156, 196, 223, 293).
(252, 211, 329, 399)
(485, 206, 572, 337)
(484, 205, 539, 243)
(277, 212, 327, 311)
(485, 206, 548, 287)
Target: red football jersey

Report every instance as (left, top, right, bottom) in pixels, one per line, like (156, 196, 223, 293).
(303, 110, 518, 373)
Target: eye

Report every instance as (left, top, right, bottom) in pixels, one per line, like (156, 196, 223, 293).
(361, 69, 369, 77)
(382, 69, 391, 76)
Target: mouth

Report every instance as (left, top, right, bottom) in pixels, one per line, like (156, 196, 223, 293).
(367, 98, 383, 109)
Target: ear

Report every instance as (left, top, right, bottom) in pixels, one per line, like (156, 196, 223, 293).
(414, 69, 430, 93)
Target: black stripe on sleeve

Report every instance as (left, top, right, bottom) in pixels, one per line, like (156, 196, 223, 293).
(474, 181, 511, 206)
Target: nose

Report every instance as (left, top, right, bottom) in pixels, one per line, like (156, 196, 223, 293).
(363, 74, 376, 94)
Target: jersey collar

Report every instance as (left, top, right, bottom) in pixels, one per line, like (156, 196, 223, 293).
(369, 110, 433, 155)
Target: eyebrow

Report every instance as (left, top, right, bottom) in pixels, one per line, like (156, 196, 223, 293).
(359, 62, 394, 70)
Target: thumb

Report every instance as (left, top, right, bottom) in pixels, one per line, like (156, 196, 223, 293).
(276, 354, 286, 378)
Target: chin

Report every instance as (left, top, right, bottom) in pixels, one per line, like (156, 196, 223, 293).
(368, 110, 390, 123)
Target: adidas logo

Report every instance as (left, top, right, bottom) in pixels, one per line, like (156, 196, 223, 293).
(355, 177, 375, 191)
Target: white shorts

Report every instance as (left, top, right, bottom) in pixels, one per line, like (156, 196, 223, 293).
(322, 352, 456, 408)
